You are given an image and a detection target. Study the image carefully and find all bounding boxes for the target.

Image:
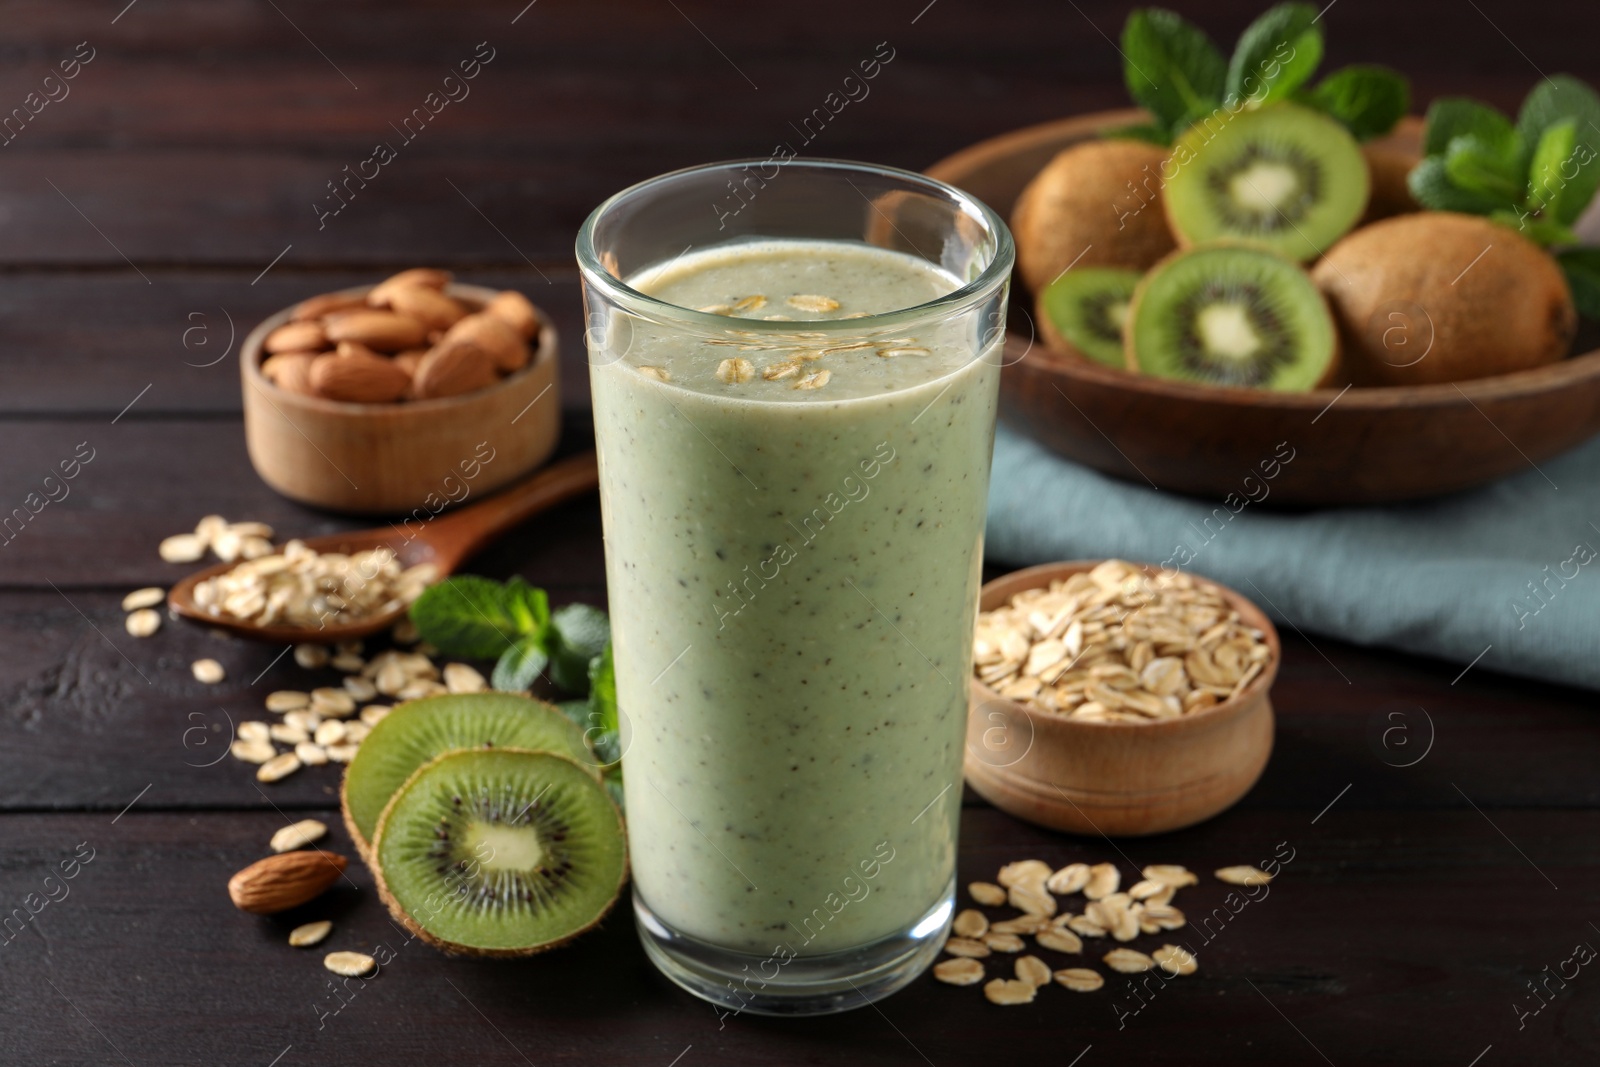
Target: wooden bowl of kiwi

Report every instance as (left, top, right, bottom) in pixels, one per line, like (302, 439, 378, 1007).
(928, 109, 1600, 506)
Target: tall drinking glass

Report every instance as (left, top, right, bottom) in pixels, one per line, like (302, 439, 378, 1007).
(576, 159, 1012, 1016)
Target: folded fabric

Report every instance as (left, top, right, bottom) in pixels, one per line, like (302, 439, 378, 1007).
(985, 425, 1600, 692)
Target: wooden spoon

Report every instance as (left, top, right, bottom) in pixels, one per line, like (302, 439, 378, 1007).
(166, 452, 599, 644)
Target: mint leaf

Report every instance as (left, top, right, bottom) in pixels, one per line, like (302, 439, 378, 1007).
(1445, 134, 1528, 202)
(1527, 119, 1579, 218)
(1558, 247, 1600, 318)
(1407, 157, 1513, 214)
(1422, 98, 1520, 160)
(1122, 8, 1227, 137)
(1304, 65, 1409, 140)
(1226, 2, 1322, 107)
(491, 633, 548, 692)
(588, 642, 617, 737)
(1517, 74, 1600, 151)
(410, 575, 531, 659)
(503, 577, 550, 637)
(547, 602, 611, 694)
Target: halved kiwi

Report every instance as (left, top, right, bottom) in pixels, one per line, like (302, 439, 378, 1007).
(371, 747, 626, 956)
(1127, 245, 1338, 391)
(341, 692, 596, 857)
(1163, 103, 1369, 262)
(1036, 267, 1142, 367)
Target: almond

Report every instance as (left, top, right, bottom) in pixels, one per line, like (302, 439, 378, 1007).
(309, 349, 411, 403)
(227, 850, 348, 914)
(413, 342, 499, 399)
(393, 350, 426, 377)
(387, 285, 468, 331)
(439, 313, 528, 373)
(368, 268, 451, 307)
(261, 353, 317, 396)
(323, 310, 428, 352)
(483, 290, 541, 340)
(292, 292, 366, 322)
(265, 320, 326, 354)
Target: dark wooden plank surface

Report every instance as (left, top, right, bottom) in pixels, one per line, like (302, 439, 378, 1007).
(2, 1, 1599, 1064)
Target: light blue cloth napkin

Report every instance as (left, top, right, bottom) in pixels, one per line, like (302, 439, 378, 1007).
(985, 425, 1600, 691)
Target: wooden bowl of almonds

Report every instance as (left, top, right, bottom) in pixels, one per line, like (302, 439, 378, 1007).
(965, 559, 1278, 836)
(241, 269, 560, 514)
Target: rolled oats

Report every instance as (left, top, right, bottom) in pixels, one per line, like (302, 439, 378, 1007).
(933, 958, 985, 986)
(1152, 944, 1198, 976)
(1054, 967, 1104, 992)
(983, 978, 1037, 1005)
(1015, 955, 1051, 987)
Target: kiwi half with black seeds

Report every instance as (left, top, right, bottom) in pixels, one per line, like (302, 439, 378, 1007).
(1163, 103, 1369, 262)
(341, 692, 597, 858)
(1036, 267, 1143, 367)
(1126, 245, 1338, 391)
(371, 747, 626, 956)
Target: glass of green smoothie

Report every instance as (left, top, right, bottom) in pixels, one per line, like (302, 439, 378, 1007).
(576, 159, 1013, 1016)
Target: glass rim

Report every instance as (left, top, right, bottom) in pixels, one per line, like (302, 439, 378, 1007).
(574, 157, 1014, 332)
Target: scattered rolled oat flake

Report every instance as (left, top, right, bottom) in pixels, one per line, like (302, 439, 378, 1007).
(265, 690, 310, 713)
(933, 957, 986, 986)
(1067, 915, 1107, 938)
(230, 739, 275, 764)
(1036, 927, 1084, 955)
(295, 742, 329, 766)
(1054, 967, 1105, 992)
(443, 663, 488, 694)
(158, 533, 206, 563)
(969, 881, 1007, 907)
(1152, 944, 1198, 976)
(943, 937, 991, 959)
(121, 587, 165, 612)
(331, 653, 365, 673)
(311, 688, 356, 717)
(1083, 863, 1120, 900)
(876, 346, 931, 358)
(270, 819, 328, 853)
(793, 369, 832, 390)
(288, 921, 333, 948)
(984, 933, 1025, 953)
(786, 294, 839, 313)
(294, 644, 330, 669)
(715, 357, 755, 384)
(256, 753, 302, 783)
(1047, 863, 1091, 895)
(1143, 904, 1186, 931)
(359, 705, 392, 726)
(1015, 955, 1052, 988)
(314, 720, 347, 746)
(762, 361, 801, 381)
(237, 721, 270, 742)
(270, 722, 308, 745)
(125, 609, 161, 638)
(324, 743, 361, 763)
(191, 659, 226, 684)
(637, 365, 670, 382)
(733, 294, 768, 312)
(952, 909, 989, 939)
(1142, 864, 1199, 888)
(983, 977, 1037, 1005)
(997, 860, 1052, 889)
(323, 951, 376, 978)
(1103, 948, 1156, 973)
(1009, 883, 1057, 917)
(1215, 865, 1274, 887)
(989, 916, 1045, 936)
(343, 676, 378, 703)
(1128, 878, 1168, 900)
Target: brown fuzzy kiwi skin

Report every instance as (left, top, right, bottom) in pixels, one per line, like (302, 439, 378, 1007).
(1012, 139, 1177, 295)
(367, 747, 628, 959)
(1123, 245, 1344, 390)
(1312, 212, 1576, 386)
(1359, 144, 1420, 225)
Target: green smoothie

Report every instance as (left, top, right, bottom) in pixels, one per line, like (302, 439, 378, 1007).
(592, 239, 999, 955)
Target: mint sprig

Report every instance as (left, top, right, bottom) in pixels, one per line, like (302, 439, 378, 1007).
(1409, 76, 1600, 251)
(408, 575, 605, 698)
(1113, 4, 1409, 144)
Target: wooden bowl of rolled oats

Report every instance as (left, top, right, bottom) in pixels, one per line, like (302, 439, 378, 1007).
(965, 559, 1278, 836)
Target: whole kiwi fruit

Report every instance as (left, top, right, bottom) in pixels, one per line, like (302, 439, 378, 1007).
(1012, 139, 1176, 295)
(1359, 143, 1420, 225)
(1312, 212, 1576, 385)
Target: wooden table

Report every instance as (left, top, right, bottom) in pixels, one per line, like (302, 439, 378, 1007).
(3, 2, 1597, 1063)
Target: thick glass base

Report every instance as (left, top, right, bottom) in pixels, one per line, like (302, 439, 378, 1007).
(634, 880, 955, 1017)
